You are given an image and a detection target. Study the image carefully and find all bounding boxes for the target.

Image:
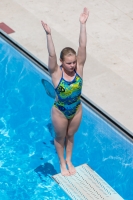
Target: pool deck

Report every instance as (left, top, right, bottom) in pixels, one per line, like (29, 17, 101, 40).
(1, 0, 133, 134)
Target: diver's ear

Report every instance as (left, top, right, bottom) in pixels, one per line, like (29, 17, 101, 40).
(60, 58, 63, 64)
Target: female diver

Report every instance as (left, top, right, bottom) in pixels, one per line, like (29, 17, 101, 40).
(41, 7, 89, 176)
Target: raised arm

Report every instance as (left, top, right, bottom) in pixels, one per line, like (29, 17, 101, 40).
(77, 8, 89, 68)
(41, 21, 58, 75)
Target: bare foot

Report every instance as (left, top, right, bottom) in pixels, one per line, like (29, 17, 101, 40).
(60, 163, 70, 176)
(66, 160, 76, 175)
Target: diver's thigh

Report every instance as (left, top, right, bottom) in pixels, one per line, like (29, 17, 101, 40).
(51, 106, 68, 137)
(67, 105, 82, 137)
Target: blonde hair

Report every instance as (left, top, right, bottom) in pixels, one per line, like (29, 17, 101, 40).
(60, 47, 76, 61)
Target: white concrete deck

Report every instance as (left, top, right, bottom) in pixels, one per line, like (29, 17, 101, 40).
(1, 0, 133, 133)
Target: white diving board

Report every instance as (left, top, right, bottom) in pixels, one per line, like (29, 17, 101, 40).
(52, 164, 124, 200)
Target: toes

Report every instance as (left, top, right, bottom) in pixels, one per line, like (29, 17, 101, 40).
(70, 169, 76, 175)
(66, 162, 76, 175)
(60, 164, 70, 176)
(61, 171, 70, 176)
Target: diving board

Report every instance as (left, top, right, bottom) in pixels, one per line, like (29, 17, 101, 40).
(52, 164, 123, 200)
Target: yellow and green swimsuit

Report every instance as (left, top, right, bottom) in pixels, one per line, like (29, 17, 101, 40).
(54, 69, 83, 119)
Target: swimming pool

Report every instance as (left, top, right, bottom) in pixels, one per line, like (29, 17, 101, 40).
(0, 32, 133, 200)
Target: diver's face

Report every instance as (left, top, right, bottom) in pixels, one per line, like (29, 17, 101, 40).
(61, 55, 77, 72)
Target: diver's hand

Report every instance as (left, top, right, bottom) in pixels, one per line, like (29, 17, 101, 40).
(79, 7, 89, 24)
(41, 21, 51, 35)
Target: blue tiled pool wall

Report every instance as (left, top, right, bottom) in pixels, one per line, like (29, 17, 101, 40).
(0, 37, 133, 199)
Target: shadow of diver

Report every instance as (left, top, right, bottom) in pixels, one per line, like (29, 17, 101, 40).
(34, 162, 57, 182)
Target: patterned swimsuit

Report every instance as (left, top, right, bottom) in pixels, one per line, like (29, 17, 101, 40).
(54, 68, 83, 119)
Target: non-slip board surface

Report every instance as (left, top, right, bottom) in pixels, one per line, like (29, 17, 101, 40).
(52, 164, 123, 200)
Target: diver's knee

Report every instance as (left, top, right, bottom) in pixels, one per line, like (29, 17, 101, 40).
(55, 135, 65, 142)
(66, 133, 74, 141)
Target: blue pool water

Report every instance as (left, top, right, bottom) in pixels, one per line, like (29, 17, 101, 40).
(0, 37, 133, 200)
